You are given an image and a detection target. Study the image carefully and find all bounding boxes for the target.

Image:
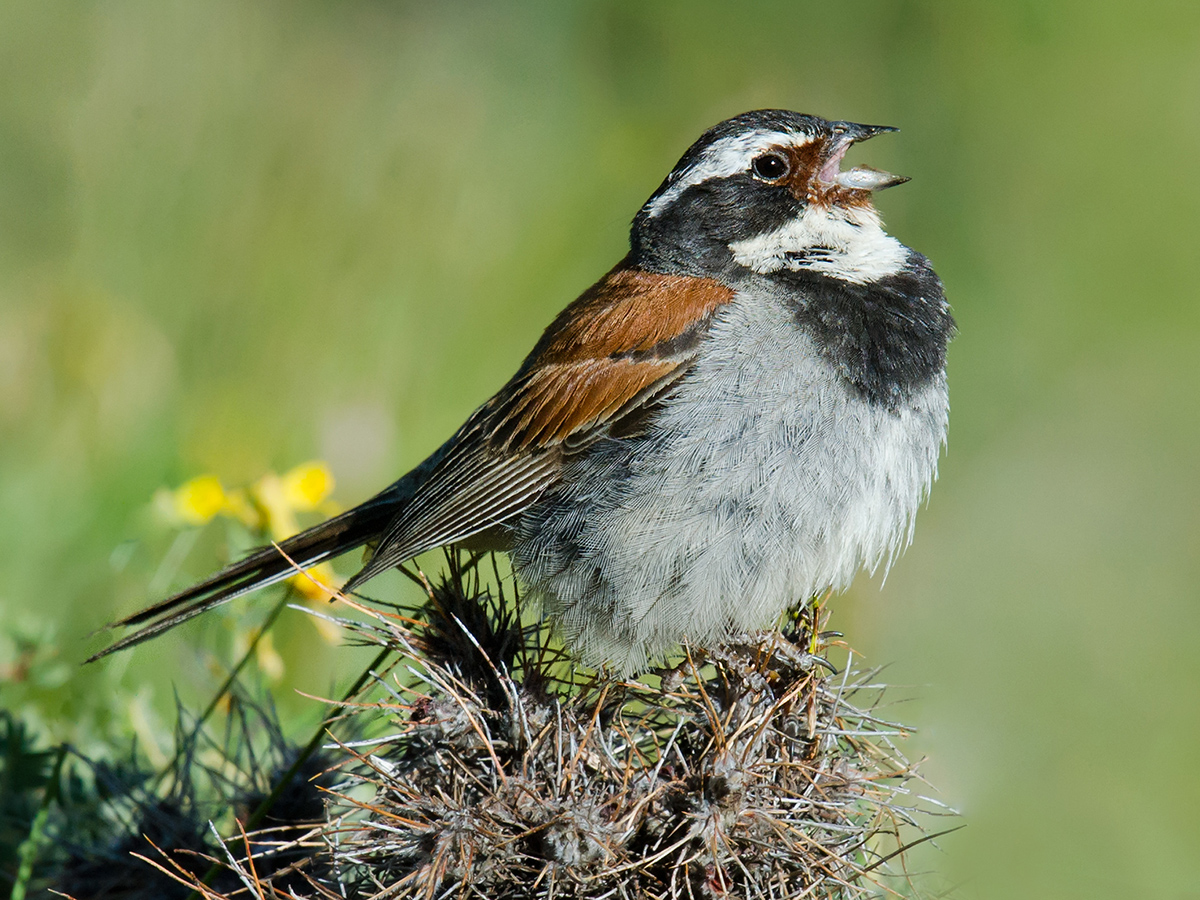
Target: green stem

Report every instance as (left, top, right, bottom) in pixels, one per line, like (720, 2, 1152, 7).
(9, 744, 67, 900)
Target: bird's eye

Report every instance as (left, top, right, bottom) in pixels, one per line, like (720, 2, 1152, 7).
(751, 153, 790, 181)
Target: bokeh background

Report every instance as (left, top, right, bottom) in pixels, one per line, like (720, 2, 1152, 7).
(2, 2, 1198, 896)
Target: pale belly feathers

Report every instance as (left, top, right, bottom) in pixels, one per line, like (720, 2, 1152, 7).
(513, 290, 949, 672)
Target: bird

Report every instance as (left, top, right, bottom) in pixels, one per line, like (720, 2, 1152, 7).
(93, 109, 954, 674)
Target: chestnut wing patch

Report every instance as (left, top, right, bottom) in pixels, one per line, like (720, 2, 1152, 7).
(491, 265, 735, 450)
(534, 266, 735, 361)
(491, 357, 680, 450)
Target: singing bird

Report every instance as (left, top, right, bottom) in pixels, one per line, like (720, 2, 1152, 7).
(96, 110, 954, 674)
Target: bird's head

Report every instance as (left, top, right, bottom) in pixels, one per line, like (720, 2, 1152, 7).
(632, 110, 911, 285)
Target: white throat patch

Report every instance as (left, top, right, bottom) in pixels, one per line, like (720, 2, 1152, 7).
(728, 204, 908, 284)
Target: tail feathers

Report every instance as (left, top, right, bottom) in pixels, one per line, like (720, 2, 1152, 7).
(88, 497, 399, 662)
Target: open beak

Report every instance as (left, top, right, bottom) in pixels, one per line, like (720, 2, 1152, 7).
(818, 121, 909, 191)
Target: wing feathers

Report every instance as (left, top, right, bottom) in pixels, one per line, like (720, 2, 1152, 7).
(343, 451, 559, 591)
(496, 358, 678, 449)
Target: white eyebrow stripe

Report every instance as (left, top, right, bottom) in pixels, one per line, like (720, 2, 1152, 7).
(645, 130, 812, 218)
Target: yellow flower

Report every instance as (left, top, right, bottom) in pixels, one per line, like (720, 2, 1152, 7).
(249, 462, 345, 643)
(251, 471, 296, 543)
(158, 461, 345, 646)
(282, 461, 335, 512)
(291, 561, 339, 602)
(169, 475, 227, 526)
(160, 461, 335, 535)
(292, 562, 345, 644)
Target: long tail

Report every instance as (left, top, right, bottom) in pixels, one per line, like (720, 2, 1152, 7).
(88, 493, 402, 662)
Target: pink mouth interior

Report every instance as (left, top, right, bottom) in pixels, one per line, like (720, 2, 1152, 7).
(817, 139, 851, 183)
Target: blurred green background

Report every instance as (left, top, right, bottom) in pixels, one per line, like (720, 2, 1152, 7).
(1, 1, 1198, 896)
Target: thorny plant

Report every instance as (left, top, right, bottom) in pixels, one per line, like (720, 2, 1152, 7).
(325, 552, 952, 898)
(31, 551, 955, 899)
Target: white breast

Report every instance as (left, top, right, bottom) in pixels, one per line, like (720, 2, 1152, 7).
(514, 290, 949, 673)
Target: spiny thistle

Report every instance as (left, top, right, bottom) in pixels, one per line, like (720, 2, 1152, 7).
(317, 552, 949, 899)
(22, 552, 949, 899)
